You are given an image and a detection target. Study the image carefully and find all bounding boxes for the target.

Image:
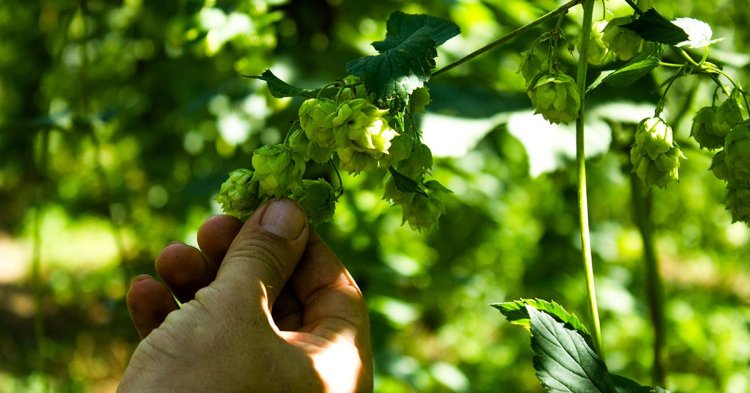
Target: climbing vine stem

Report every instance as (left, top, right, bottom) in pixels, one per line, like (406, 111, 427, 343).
(574, 0, 606, 361)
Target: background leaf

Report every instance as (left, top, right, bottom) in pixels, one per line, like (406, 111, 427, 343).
(528, 306, 616, 393)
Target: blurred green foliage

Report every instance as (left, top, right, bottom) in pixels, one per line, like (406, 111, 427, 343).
(1, 0, 749, 392)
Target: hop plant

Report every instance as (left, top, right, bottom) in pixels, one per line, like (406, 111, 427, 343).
(519, 43, 548, 87)
(251, 144, 306, 197)
(333, 98, 399, 173)
(602, 17, 643, 61)
(630, 117, 684, 188)
(528, 73, 581, 124)
(298, 98, 338, 148)
(214, 169, 262, 219)
(726, 181, 750, 223)
(292, 179, 338, 225)
(289, 128, 334, 164)
(400, 181, 451, 231)
(710, 150, 729, 181)
(691, 99, 743, 150)
(396, 141, 433, 178)
(581, 20, 614, 66)
(724, 120, 750, 182)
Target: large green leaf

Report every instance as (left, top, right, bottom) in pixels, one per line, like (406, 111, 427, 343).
(493, 298, 590, 337)
(623, 8, 689, 46)
(611, 374, 670, 393)
(528, 306, 616, 393)
(603, 54, 660, 88)
(346, 12, 459, 108)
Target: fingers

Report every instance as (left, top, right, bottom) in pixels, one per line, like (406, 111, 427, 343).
(197, 215, 243, 266)
(155, 243, 215, 303)
(155, 215, 242, 302)
(210, 199, 309, 318)
(290, 231, 369, 341)
(126, 275, 178, 339)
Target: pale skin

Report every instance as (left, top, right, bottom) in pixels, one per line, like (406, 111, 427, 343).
(118, 199, 373, 393)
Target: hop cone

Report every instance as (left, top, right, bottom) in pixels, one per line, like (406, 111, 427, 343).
(710, 150, 729, 181)
(724, 120, 750, 182)
(528, 74, 581, 124)
(298, 98, 337, 148)
(292, 179, 338, 225)
(214, 169, 262, 218)
(519, 43, 547, 87)
(630, 117, 684, 188)
(401, 181, 451, 231)
(691, 99, 743, 150)
(251, 144, 305, 197)
(581, 20, 614, 66)
(333, 98, 398, 173)
(726, 181, 750, 223)
(602, 17, 643, 61)
(289, 128, 334, 164)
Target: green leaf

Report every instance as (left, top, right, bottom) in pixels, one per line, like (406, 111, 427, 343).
(622, 9, 689, 46)
(611, 374, 670, 393)
(388, 166, 427, 196)
(246, 69, 319, 99)
(528, 307, 616, 393)
(493, 299, 590, 337)
(603, 56, 659, 88)
(346, 12, 459, 108)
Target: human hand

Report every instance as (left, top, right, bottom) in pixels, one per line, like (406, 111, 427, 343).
(118, 199, 372, 393)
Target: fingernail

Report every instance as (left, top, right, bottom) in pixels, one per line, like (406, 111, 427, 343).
(260, 199, 306, 239)
(130, 274, 151, 286)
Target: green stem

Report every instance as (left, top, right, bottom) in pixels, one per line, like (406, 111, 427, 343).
(575, 0, 605, 361)
(32, 129, 49, 384)
(630, 174, 667, 387)
(431, 0, 581, 78)
(623, 0, 644, 15)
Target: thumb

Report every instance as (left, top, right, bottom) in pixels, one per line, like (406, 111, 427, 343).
(210, 198, 309, 316)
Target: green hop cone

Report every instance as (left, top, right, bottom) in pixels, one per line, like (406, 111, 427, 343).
(214, 168, 262, 219)
(333, 98, 399, 173)
(725, 181, 750, 223)
(396, 141, 433, 178)
(251, 144, 305, 197)
(724, 120, 750, 182)
(337, 75, 370, 102)
(602, 17, 643, 61)
(519, 43, 547, 87)
(692, 99, 743, 150)
(409, 87, 431, 114)
(630, 117, 685, 188)
(581, 20, 614, 66)
(528, 73, 581, 124)
(289, 128, 334, 164)
(299, 98, 337, 148)
(690, 106, 721, 149)
(401, 180, 451, 231)
(292, 179, 338, 225)
(710, 150, 729, 181)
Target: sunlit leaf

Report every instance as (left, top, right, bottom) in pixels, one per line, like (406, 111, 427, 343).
(346, 12, 459, 108)
(528, 307, 616, 393)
